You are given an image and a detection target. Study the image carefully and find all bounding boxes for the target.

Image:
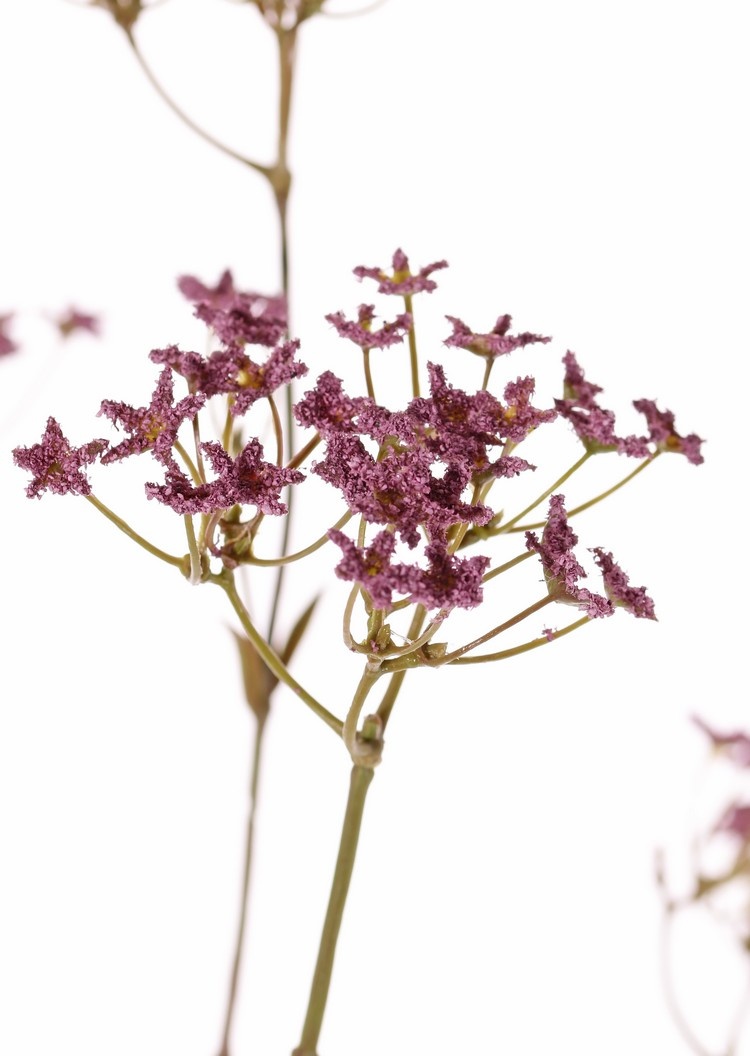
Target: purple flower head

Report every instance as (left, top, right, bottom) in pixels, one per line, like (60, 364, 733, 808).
(353, 248, 448, 296)
(145, 438, 303, 516)
(405, 540, 490, 611)
(633, 399, 704, 465)
(328, 529, 489, 612)
(99, 367, 205, 465)
(201, 340, 308, 417)
(325, 304, 412, 349)
(56, 308, 100, 339)
(0, 313, 19, 358)
(692, 716, 750, 767)
(444, 314, 551, 359)
(591, 548, 656, 620)
(201, 439, 304, 513)
(13, 417, 108, 498)
(328, 528, 399, 610)
(406, 365, 550, 482)
(294, 372, 373, 437)
(501, 376, 558, 445)
(180, 270, 287, 349)
(149, 345, 208, 393)
(525, 494, 613, 617)
(555, 353, 651, 458)
(315, 433, 491, 549)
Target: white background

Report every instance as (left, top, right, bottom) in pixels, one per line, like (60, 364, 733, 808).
(1, 1, 748, 1054)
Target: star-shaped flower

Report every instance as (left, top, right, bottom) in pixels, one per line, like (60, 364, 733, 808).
(13, 418, 108, 498)
(444, 314, 551, 359)
(145, 439, 303, 516)
(353, 248, 448, 296)
(98, 367, 205, 464)
(325, 304, 412, 349)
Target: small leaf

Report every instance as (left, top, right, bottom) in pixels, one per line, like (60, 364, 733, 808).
(280, 595, 320, 667)
(230, 629, 276, 724)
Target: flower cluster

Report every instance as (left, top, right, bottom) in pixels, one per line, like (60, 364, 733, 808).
(12, 253, 701, 629)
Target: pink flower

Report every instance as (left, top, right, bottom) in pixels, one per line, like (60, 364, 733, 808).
(353, 248, 448, 296)
(99, 368, 205, 464)
(145, 439, 303, 516)
(13, 418, 108, 498)
(692, 716, 750, 767)
(329, 529, 489, 612)
(526, 495, 613, 617)
(444, 314, 551, 359)
(591, 548, 656, 619)
(555, 353, 651, 457)
(633, 399, 704, 465)
(326, 304, 412, 349)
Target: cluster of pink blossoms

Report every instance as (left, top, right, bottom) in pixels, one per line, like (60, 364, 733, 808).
(13, 250, 703, 618)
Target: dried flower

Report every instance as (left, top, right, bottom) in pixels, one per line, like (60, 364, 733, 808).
(13, 418, 107, 498)
(633, 398, 704, 465)
(526, 495, 613, 617)
(353, 248, 448, 296)
(591, 548, 656, 620)
(555, 352, 651, 457)
(145, 438, 303, 515)
(99, 368, 205, 464)
(325, 304, 412, 349)
(444, 314, 551, 359)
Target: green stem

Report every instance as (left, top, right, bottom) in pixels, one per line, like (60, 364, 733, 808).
(449, 615, 589, 665)
(85, 494, 186, 570)
(292, 765, 376, 1056)
(216, 715, 267, 1056)
(403, 293, 419, 398)
(247, 511, 352, 567)
(500, 451, 591, 533)
(375, 605, 426, 729)
(505, 454, 657, 533)
(362, 346, 375, 399)
(215, 570, 343, 737)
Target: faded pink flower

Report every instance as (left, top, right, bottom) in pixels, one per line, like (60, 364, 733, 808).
(692, 716, 750, 767)
(0, 314, 19, 358)
(56, 308, 100, 339)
